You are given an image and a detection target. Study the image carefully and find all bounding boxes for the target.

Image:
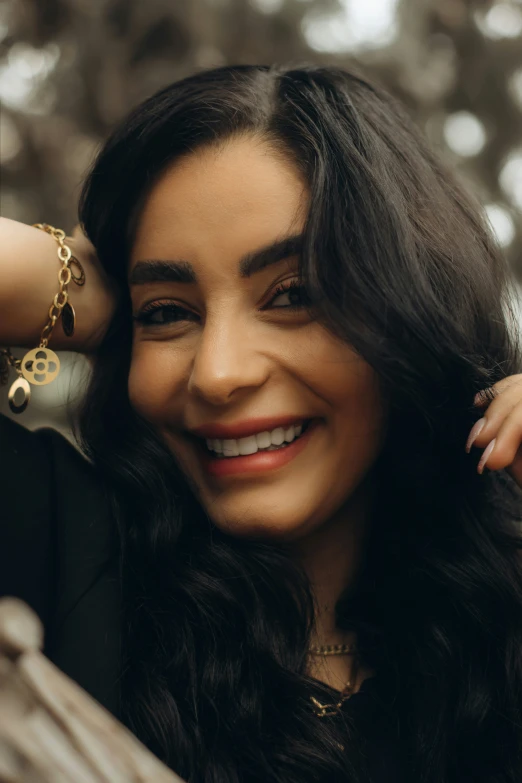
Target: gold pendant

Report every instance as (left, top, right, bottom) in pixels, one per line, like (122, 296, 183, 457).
(8, 376, 31, 414)
(62, 301, 76, 337)
(69, 254, 86, 286)
(20, 347, 60, 386)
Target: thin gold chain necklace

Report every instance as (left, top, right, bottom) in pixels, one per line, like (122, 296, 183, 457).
(308, 645, 361, 718)
(309, 654, 361, 718)
(308, 642, 359, 656)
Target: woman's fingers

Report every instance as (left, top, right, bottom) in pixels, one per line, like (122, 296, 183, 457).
(466, 374, 522, 485)
(473, 374, 522, 409)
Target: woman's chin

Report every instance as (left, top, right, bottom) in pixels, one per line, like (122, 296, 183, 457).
(208, 512, 313, 544)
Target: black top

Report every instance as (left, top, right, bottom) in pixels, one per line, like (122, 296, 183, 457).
(0, 412, 403, 781)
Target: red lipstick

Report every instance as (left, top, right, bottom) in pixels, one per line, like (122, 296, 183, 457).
(194, 418, 320, 478)
(188, 415, 310, 441)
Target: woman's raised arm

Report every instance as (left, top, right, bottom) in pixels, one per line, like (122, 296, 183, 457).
(0, 218, 117, 352)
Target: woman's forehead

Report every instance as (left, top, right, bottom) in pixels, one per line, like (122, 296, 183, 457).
(128, 139, 308, 274)
(134, 140, 305, 223)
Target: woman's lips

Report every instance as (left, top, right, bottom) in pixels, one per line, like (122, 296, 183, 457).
(194, 418, 321, 478)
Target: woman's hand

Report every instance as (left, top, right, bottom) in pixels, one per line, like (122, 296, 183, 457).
(465, 373, 522, 487)
(0, 218, 118, 353)
(66, 223, 119, 353)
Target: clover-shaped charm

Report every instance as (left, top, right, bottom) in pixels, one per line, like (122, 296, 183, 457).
(20, 348, 60, 386)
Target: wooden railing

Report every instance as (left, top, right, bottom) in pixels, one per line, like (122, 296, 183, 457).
(0, 597, 185, 782)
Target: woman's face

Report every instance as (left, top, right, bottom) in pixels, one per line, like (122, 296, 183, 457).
(128, 135, 386, 542)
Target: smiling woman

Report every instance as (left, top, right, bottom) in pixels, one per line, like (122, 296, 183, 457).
(1, 63, 522, 783)
(125, 138, 385, 555)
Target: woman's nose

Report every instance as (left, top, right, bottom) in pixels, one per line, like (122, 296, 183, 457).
(186, 320, 270, 405)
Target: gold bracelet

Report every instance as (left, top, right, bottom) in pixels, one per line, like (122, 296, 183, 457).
(1, 223, 85, 415)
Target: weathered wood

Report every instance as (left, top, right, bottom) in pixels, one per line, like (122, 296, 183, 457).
(0, 597, 185, 782)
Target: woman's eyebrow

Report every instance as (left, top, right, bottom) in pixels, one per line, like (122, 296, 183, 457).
(128, 233, 303, 286)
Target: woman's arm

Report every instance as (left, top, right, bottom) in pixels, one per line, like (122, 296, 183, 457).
(0, 218, 117, 352)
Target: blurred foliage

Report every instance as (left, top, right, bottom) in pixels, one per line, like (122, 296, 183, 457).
(1, 0, 521, 281)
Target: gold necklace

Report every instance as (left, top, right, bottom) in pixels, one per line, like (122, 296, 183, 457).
(308, 643, 359, 656)
(309, 653, 361, 718)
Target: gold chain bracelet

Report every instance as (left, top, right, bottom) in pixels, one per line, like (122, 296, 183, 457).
(0, 223, 85, 414)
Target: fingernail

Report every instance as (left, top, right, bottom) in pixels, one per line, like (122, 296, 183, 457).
(465, 418, 486, 453)
(477, 438, 496, 474)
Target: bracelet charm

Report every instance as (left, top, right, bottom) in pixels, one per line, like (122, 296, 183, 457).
(20, 348, 60, 386)
(8, 376, 31, 415)
(2, 223, 85, 414)
(1, 350, 31, 414)
(62, 302, 76, 337)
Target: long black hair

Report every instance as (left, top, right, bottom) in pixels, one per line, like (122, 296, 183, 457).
(77, 63, 522, 782)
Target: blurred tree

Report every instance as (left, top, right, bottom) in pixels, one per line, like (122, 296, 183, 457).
(1, 0, 521, 277)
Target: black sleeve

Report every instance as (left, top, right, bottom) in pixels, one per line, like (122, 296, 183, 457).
(0, 412, 56, 630)
(0, 413, 118, 648)
(0, 412, 122, 715)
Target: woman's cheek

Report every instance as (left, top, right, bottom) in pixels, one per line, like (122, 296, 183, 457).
(128, 344, 178, 422)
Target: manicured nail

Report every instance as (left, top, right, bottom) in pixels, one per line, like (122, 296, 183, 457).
(465, 418, 486, 453)
(477, 438, 496, 474)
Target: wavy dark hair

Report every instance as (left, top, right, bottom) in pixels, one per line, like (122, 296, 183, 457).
(77, 63, 522, 782)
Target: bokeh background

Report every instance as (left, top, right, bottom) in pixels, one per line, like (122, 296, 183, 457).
(1, 0, 522, 435)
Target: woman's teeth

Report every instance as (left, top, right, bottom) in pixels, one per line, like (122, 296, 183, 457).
(205, 422, 306, 458)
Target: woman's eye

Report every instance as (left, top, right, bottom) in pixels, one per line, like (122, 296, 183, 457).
(133, 281, 310, 328)
(133, 303, 193, 326)
(269, 281, 310, 310)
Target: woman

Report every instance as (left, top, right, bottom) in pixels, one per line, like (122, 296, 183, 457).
(1, 63, 522, 783)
